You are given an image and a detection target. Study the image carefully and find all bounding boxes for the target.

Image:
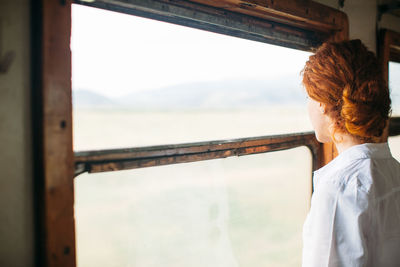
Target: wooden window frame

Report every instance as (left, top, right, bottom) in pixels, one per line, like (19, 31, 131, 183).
(32, 1, 75, 267)
(74, 132, 322, 175)
(34, 1, 351, 266)
(379, 29, 400, 139)
(379, 29, 400, 80)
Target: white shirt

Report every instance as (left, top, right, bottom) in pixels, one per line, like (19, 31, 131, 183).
(302, 143, 400, 267)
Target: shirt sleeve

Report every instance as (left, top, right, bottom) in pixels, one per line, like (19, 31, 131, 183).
(302, 177, 369, 267)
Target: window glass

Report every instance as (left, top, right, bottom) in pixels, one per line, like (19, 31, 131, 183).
(388, 61, 400, 161)
(75, 147, 312, 267)
(389, 61, 400, 116)
(72, 4, 313, 266)
(71, 5, 312, 151)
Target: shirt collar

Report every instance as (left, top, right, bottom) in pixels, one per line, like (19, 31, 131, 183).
(314, 142, 392, 178)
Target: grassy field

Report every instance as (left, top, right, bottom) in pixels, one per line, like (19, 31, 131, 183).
(72, 107, 312, 151)
(75, 148, 312, 267)
(73, 107, 313, 267)
(73, 108, 400, 267)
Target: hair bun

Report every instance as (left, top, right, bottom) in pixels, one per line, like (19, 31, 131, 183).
(341, 82, 389, 140)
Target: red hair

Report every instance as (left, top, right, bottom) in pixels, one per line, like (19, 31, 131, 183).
(302, 39, 391, 142)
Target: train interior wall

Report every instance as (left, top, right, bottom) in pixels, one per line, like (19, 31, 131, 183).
(0, 0, 399, 266)
(0, 1, 34, 267)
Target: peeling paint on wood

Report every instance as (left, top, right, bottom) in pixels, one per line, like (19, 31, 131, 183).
(74, 132, 321, 175)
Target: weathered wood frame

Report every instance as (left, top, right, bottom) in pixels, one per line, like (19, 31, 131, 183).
(75, 132, 321, 175)
(32, 0, 75, 266)
(36, 1, 350, 266)
(75, 0, 348, 51)
(75, 118, 400, 176)
(380, 29, 400, 81)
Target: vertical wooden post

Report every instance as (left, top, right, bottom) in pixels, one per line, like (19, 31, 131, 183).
(34, 0, 76, 266)
(379, 29, 390, 85)
(317, 142, 337, 169)
(379, 29, 391, 142)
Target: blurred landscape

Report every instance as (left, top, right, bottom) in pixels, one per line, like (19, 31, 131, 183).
(72, 77, 312, 151)
(73, 105, 313, 267)
(72, 78, 306, 111)
(74, 146, 312, 267)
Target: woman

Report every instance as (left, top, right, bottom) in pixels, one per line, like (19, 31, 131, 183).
(301, 39, 400, 266)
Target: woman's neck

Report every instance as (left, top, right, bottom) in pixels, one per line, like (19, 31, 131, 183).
(333, 133, 364, 154)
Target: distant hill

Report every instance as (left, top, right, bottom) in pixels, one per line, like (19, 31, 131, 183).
(73, 78, 306, 110)
(72, 89, 117, 109)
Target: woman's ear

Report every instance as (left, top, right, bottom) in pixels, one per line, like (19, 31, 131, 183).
(318, 102, 326, 114)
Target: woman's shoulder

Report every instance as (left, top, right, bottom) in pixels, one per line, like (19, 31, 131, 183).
(314, 157, 367, 188)
(314, 143, 400, 191)
(316, 154, 400, 201)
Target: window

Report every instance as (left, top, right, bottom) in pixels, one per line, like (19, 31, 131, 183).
(388, 61, 400, 160)
(72, 6, 315, 266)
(389, 61, 400, 116)
(381, 30, 400, 161)
(75, 148, 312, 266)
(35, 1, 348, 266)
(71, 5, 313, 150)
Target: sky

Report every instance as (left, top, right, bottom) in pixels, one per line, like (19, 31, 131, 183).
(71, 4, 311, 98)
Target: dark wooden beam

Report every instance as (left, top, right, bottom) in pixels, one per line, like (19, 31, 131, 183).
(389, 117, 400, 136)
(33, 0, 76, 266)
(73, 0, 346, 51)
(74, 132, 321, 175)
(378, 2, 400, 20)
(187, 0, 347, 33)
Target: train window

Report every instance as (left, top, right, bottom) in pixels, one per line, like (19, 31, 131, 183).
(38, 1, 348, 265)
(72, 4, 315, 266)
(389, 61, 400, 116)
(72, 5, 312, 151)
(75, 147, 311, 266)
(388, 61, 400, 161)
